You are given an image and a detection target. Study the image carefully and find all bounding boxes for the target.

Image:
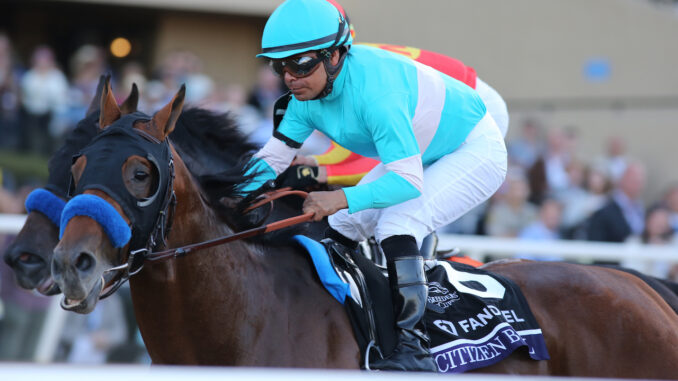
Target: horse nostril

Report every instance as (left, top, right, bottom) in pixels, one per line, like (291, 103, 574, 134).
(75, 252, 95, 272)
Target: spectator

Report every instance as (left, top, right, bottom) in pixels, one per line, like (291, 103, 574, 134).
(145, 50, 185, 111)
(557, 162, 611, 238)
(599, 135, 629, 184)
(507, 118, 543, 170)
(516, 198, 564, 261)
(116, 61, 148, 111)
(585, 162, 646, 242)
(67, 45, 107, 126)
(183, 52, 214, 105)
(486, 168, 538, 237)
(0, 33, 22, 150)
(19, 45, 69, 154)
(247, 102, 275, 148)
(247, 64, 286, 119)
(441, 201, 490, 236)
(205, 84, 261, 137)
(527, 127, 574, 205)
(662, 183, 678, 233)
(622, 205, 677, 278)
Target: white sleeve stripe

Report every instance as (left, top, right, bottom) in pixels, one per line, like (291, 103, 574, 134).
(253, 137, 298, 175)
(412, 61, 446, 153)
(384, 154, 424, 193)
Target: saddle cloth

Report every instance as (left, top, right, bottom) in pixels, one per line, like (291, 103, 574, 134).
(292, 235, 550, 372)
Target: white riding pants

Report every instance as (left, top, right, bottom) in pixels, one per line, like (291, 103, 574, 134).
(476, 77, 509, 138)
(329, 113, 507, 248)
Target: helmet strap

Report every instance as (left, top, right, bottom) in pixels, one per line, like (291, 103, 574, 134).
(313, 45, 348, 100)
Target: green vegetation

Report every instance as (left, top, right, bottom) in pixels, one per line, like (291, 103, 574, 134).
(0, 150, 49, 184)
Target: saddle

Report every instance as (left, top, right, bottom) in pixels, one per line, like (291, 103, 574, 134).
(294, 235, 550, 372)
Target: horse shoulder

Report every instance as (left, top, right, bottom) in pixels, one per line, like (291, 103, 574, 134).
(258, 245, 360, 368)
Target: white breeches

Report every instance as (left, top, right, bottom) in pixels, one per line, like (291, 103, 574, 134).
(329, 113, 507, 248)
(476, 77, 509, 138)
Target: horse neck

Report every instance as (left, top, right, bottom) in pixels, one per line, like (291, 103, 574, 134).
(128, 154, 275, 362)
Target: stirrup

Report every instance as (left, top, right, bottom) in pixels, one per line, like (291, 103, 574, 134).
(364, 340, 385, 371)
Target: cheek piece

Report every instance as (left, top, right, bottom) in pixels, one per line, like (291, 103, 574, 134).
(59, 194, 132, 248)
(25, 188, 67, 228)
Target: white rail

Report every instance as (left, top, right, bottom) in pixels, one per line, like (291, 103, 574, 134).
(437, 234, 678, 264)
(0, 364, 636, 381)
(0, 214, 26, 234)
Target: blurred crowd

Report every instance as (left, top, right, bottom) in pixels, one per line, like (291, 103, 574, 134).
(445, 119, 678, 279)
(1, 35, 678, 363)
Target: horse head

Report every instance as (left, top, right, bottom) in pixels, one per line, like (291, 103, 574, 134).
(52, 78, 183, 313)
(3, 75, 139, 294)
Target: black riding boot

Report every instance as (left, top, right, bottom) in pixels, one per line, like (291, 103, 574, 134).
(371, 235, 437, 372)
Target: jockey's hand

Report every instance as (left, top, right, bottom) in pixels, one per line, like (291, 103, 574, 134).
(277, 165, 319, 189)
(277, 165, 328, 189)
(303, 190, 348, 221)
(291, 155, 318, 166)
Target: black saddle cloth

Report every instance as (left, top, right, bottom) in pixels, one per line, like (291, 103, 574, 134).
(324, 242, 549, 372)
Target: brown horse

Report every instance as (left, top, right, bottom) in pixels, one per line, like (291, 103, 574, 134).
(3, 76, 133, 294)
(52, 84, 678, 377)
(3, 76, 263, 295)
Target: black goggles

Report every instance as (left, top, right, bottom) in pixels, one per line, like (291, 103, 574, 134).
(269, 55, 323, 78)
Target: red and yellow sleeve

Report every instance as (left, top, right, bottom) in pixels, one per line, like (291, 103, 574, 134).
(312, 141, 352, 165)
(325, 154, 379, 186)
(311, 142, 380, 186)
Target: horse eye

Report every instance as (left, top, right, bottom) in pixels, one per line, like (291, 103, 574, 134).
(134, 171, 149, 181)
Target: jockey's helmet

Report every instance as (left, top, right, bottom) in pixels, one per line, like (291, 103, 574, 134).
(257, 0, 353, 60)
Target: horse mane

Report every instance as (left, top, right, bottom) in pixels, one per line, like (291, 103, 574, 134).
(170, 108, 313, 243)
(171, 108, 258, 177)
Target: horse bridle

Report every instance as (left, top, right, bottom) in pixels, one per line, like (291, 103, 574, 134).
(99, 131, 178, 299)
(101, 187, 313, 298)
(98, 157, 176, 299)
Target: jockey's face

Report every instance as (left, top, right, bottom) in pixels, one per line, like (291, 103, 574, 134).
(282, 50, 340, 101)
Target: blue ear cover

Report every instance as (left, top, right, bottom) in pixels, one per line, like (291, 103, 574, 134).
(60, 194, 132, 248)
(25, 188, 66, 227)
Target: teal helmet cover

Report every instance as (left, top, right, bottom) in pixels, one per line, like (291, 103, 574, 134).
(258, 0, 353, 59)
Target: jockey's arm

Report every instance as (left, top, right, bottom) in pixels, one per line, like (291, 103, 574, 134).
(341, 96, 423, 214)
(239, 109, 314, 195)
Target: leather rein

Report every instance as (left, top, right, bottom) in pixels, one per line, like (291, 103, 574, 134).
(101, 188, 313, 295)
(146, 188, 313, 262)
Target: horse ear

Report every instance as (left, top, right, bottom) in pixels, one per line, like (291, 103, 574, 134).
(86, 75, 107, 116)
(151, 84, 185, 140)
(120, 83, 139, 115)
(99, 76, 122, 129)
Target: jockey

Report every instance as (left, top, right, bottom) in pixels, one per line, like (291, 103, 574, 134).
(284, 44, 509, 187)
(242, 0, 507, 371)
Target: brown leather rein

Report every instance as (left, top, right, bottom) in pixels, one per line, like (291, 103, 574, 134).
(143, 188, 312, 262)
(101, 188, 314, 295)
(99, 188, 313, 299)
